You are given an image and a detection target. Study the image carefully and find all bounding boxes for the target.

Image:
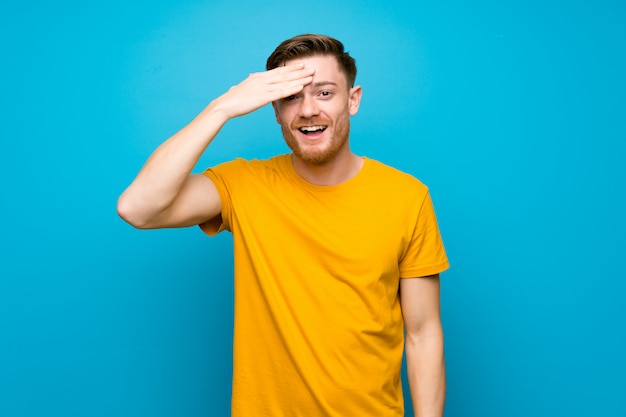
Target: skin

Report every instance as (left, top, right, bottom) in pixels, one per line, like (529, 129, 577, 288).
(117, 53, 445, 416)
(271, 55, 363, 186)
(117, 63, 315, 229)
(401, 274, 446, 417)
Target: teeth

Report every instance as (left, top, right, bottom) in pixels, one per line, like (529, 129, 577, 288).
(299, 125, 326, 132)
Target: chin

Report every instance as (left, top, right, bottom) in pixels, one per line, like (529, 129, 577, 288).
(282, 123, 349, 165)
(294, 141, 346, 165)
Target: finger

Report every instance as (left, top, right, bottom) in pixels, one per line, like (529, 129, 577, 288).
(268, 76, 313, 101)
(268, 62, 306, 73)
(266, 64, 315, 82)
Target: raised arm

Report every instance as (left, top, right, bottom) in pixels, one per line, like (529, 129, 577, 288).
(400, 274, 446, 417)
(117, 64, 315, 229)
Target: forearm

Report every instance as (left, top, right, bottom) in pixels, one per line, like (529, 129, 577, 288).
(405, 327, 446, 417)
(118, 64, 315, 227)
(118, 103, 228, 222)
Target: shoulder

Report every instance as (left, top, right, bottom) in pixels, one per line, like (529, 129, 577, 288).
(363, 157, 429, 194)
(202, 155, 295, 194)
(206, 154, 290, 177)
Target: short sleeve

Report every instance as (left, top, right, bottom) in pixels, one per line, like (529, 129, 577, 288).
(197, 161, 239, 236)
(398, 191, 449, 278)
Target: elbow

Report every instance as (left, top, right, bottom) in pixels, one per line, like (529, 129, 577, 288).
(405, 322, 444, 349)
(117, 192, 153, 229)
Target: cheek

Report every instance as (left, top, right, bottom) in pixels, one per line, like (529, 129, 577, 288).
(272, 103, 286, 124)
(276, 107, 297, 126)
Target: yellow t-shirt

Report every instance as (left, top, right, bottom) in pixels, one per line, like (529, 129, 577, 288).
(201, 154, 449, 417)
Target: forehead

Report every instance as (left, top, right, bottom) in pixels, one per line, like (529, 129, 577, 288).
(284, 55, 347, 87)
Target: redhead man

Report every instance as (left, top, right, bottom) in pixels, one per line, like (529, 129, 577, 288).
(118, 34, 449, 417)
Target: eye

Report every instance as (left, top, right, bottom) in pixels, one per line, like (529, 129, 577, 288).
(282, 93, 303, 103)
(319, 90, 333, 99)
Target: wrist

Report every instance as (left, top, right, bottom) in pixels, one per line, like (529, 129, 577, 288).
(193, 100, 232, 130)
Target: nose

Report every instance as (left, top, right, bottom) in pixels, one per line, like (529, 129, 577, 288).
(298, 94, 320, 119)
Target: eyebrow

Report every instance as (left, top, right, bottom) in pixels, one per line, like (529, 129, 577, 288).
(312, 81, 338, 88)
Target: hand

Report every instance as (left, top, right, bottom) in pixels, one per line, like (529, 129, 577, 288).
(211, 64, 315, 119)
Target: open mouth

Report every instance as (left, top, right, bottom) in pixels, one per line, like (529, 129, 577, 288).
(298, 125, 327, 136)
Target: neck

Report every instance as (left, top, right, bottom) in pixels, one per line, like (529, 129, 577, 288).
(291, 147, 364, 186)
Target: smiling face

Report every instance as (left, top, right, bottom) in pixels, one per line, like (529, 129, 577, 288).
(272, 55, 362, 166)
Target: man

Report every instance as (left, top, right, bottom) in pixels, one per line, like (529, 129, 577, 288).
(118, 34, 449, 417)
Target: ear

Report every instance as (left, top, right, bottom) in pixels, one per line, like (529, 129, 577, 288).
(271, 102, 282, 124)
(348, 85, 363, 116)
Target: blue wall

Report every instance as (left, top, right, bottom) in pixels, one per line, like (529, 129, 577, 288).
(1, 1, 624, 416)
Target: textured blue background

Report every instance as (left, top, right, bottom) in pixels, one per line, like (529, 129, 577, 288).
(1, 1, 624, 416)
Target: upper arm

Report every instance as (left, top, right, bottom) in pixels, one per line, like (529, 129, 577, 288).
(155, 173, 222, 228)
(400, 275, 442, 341)
(120, 173, 222, 229)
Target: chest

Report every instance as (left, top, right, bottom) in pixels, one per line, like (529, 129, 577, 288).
(231, 184, 414, 277)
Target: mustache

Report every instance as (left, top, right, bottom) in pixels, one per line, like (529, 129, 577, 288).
(291, 118, 331, 128)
